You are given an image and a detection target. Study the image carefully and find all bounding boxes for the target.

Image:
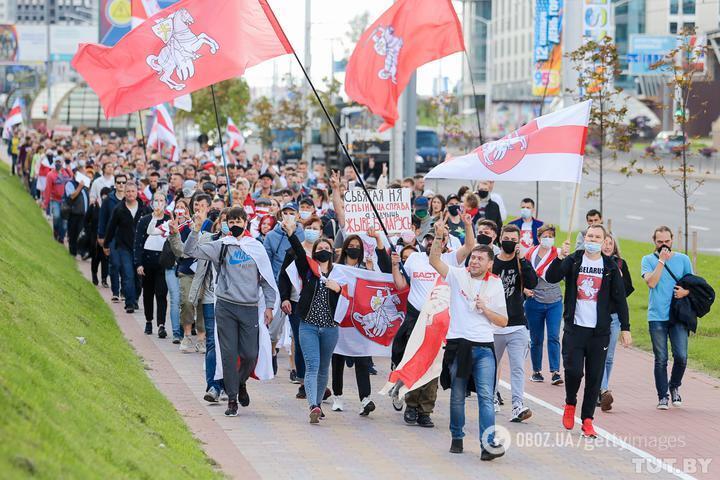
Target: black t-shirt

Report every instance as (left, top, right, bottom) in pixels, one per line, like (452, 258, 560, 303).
(492, 256, 535, 327)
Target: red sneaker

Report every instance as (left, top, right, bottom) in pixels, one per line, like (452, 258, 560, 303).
(581, 418, 598, 438)
(562, 404, 576, 430)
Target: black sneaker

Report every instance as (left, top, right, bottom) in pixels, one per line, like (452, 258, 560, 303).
(496, 391, 504, 406)
(125, 307, 135, 314)
(92, 277, 99, 286)
(158, 326, 167, 339)
(290, 369, 298, 383)
(101, 280, 109, 288)
(404, 406, 418, 425)
(172, 336, 182, 345)
(368, 365, 378, 375)
(224, 400, 238, 417)
(657, 397, 670, 410)
(296, 385, 306, 399)
(481, 443, 505, 461)
(450, 438, 463, 454)
(238, 383, 250, 407)
(551, 372, 564, 385)
(417, 413, 434, 428)
(670, 388, 682, 407)
(359, 398, 376, 417)
(323, 388, 332, 402)
(531, 372, 544, 382)
(144, 322, 152, 335)
(272, 355, 278, 376)
(111, 295, 120, 303)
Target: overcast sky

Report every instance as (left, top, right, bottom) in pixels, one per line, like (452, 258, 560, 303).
(243, 0, 464, 97)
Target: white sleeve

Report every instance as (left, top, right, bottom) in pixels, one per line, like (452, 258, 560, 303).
(487, 278, 508, 318)
(442, 251, 461, 267)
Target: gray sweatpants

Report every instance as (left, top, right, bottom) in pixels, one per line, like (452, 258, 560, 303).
(494, 327, 530, 408)
(216, 299, 259, 400)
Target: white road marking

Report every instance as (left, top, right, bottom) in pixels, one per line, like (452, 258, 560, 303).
(689, 225, 710, 231)
(499, 380, 696, 480)
(625, 215, 645, 220)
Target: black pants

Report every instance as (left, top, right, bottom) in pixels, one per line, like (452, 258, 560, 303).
(67, 214, 85, 256)
(142, 262, 168, 325)
(562, 326, 609, 421)
(332, 354, 372, 400)
(91, 240, 108, 283)
(391, 304, 420, 368)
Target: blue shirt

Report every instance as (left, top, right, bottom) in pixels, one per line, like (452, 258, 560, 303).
(641, 252, 693, 321)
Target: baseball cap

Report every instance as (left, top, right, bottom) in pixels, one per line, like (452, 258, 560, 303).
(446, 193, 460, 203)
(281, 202, 298, 212)
(259, 172, 273, 180)
(298, 196, 314, 208)
(414, 196, 429, 209)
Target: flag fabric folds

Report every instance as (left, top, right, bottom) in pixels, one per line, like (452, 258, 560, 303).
(147, 104, 179, 162)
(2, 98, 22, 139)
(424, 100, 592, 183)
(73, 0, 292, 118)
(344, 0, 465, 131)
(226, 117, 244, 151)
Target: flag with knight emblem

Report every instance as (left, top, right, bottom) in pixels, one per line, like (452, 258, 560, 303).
(425, 100, 592, 183)
(72, 0, 292, 118)
(345, 0, 465, 131)
(328, 264, 408, 357)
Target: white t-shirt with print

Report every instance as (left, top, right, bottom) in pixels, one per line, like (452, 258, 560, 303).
(574, 255, 604, 328)
(445, 267, 507, 343)
(404, 251, 460, 311)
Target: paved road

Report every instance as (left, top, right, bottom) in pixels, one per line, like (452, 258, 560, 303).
(425, 156, 719, 253)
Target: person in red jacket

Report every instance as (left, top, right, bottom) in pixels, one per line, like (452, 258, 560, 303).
(43, 157, 72, 243)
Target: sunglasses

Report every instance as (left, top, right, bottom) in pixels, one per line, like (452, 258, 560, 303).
(116, 181, 127, 185)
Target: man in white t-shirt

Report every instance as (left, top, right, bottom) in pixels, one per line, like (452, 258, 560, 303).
(89, 158, 115, 205)
(545, 225, 632, 440)
(430, 235, 508, 461)
(390, 214, 476, 427)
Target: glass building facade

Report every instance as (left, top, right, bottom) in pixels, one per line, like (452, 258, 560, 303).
(614, 0, 646, 89)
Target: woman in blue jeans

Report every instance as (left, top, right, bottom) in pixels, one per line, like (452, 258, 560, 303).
(524, 225, 564, 385)
(283, 219, 342, 424)
(165, 199, 191, 343)
(598, 234, 634, 411)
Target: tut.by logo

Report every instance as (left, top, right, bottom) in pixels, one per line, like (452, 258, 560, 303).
(481, 425, 512, 454)
(632, 457, 712, 475)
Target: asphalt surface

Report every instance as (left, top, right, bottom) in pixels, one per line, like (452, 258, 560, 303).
(425, 162, 719, 253)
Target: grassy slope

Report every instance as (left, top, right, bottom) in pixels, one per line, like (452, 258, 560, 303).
(0, 163, 221, 478)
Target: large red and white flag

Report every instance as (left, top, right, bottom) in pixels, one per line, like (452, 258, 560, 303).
(2, 98, 23, 139)
(425, 100, 592, 183)
(345, 0, 464, 131)
(328, 264, 408, 357)
(72, 0, 292, 118)
(147, 104, 179, 162)
(131, 0, 193, 112)
(226, 117, 244, 151)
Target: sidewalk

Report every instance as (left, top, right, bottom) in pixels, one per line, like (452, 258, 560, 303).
(75, 259, 720, 479)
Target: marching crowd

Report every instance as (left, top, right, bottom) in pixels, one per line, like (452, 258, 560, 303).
(6, 126, 704, 461)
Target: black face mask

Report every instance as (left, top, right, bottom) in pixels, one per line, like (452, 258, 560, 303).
(501, 240, 517, 254)
(313, 250, 332, 263)
(346, 247, 363, 260)
(477, 190, 489, 199)
(448, 205, 461, 216)
(207, 209, 220, 223)
(230, 225, 244, 237)
(477, 234, 493, 245)
(656, 245, 671, 254)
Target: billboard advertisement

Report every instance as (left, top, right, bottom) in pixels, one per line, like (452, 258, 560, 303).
(100, 0, 179, 46)
(532, 0, 563, 97)
(582, 0, 614, 41)
(628, 35, 676, 76)
(0, 25, 97, 64)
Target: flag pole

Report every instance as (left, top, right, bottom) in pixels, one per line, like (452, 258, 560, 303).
(136, 111, 150, 165)
(210, 85, 233, 207)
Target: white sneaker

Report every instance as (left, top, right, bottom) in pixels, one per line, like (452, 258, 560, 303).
(494, 398, 501, 413)
(332, 395, 344, 412)
(179, 337, 194, 353)
(196, 339, 206, 354)
(510, 405, 532, 423)
(219, 389, 228, 401)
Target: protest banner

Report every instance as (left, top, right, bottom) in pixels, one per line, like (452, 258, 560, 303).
(343, 187, 411, 235)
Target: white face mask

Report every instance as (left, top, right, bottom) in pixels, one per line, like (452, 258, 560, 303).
(520, 207, 533, 220)
(299, 211, 311, 220)
(283, 213, 295, 223)
(540, 237, 555, 248)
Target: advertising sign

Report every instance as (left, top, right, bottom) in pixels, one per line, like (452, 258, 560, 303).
(532, 0, 563, 97)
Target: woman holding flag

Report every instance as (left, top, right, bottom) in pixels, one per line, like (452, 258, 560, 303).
(282, 216, 342, 424)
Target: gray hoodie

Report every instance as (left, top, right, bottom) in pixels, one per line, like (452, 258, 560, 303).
(183, 231, 275, 307)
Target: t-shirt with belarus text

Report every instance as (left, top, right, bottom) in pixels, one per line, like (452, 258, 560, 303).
(404, 251, 460, 311)
(574, 255, 604, 328)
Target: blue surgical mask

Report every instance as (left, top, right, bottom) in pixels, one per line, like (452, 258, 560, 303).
(520, 208, 533, 220)
(585, 242, 602, 254)
(221, 222, 230, 235)
(304, 229, 320, 243)
(540, 237, 554, 248)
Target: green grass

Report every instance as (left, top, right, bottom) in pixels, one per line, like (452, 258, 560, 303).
(0, 162, 222, 479)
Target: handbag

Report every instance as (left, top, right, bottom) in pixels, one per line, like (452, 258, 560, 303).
(158, 240, 177, 269)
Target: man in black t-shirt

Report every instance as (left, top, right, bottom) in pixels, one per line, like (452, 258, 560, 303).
(492, 225, 538, 423)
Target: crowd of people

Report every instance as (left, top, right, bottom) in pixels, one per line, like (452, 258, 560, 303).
(6, 126, 698, 460)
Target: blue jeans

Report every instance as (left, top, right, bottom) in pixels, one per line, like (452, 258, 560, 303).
(203, 303, 224, 392)
(165, 269, 182, 339)
(289, 308, 305, 380)
(649, 321, 689, 400)
(109, 241, 121, 297)
(299, 321, 338, 407)
(525, 298, 562, 373)
(49, 200, 66, 242)
(449, 345, 496, 447)
(601, 314, 621, 391)
(116, 248, 136, 308)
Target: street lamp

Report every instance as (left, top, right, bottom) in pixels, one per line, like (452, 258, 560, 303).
(472, 14, 492, 139)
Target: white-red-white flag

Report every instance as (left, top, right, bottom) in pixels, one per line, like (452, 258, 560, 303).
(226, 117, 244, 151)
(2, 98, 23, 139)
(147, 104, 179, 162)
(425, 100, 592, 183)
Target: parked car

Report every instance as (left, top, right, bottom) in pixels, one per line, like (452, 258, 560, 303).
(415, 127, 446, 172)
(650, 131, 687, 155)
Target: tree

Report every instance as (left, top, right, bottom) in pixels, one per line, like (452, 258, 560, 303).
(429, 92, 473, 151)
(568, 36, 635, 215)
(176, 78, 250, 136)
(649, 25, 707, 253)
(249, 96, 276, 149)
(346, 11, 370, 45)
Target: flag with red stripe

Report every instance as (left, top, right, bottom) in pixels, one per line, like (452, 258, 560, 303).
(226, 117, 244, 151)
(147, 104, 179, 162)
(425, 100, 592, 183)
(2, 98, 23, 139)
